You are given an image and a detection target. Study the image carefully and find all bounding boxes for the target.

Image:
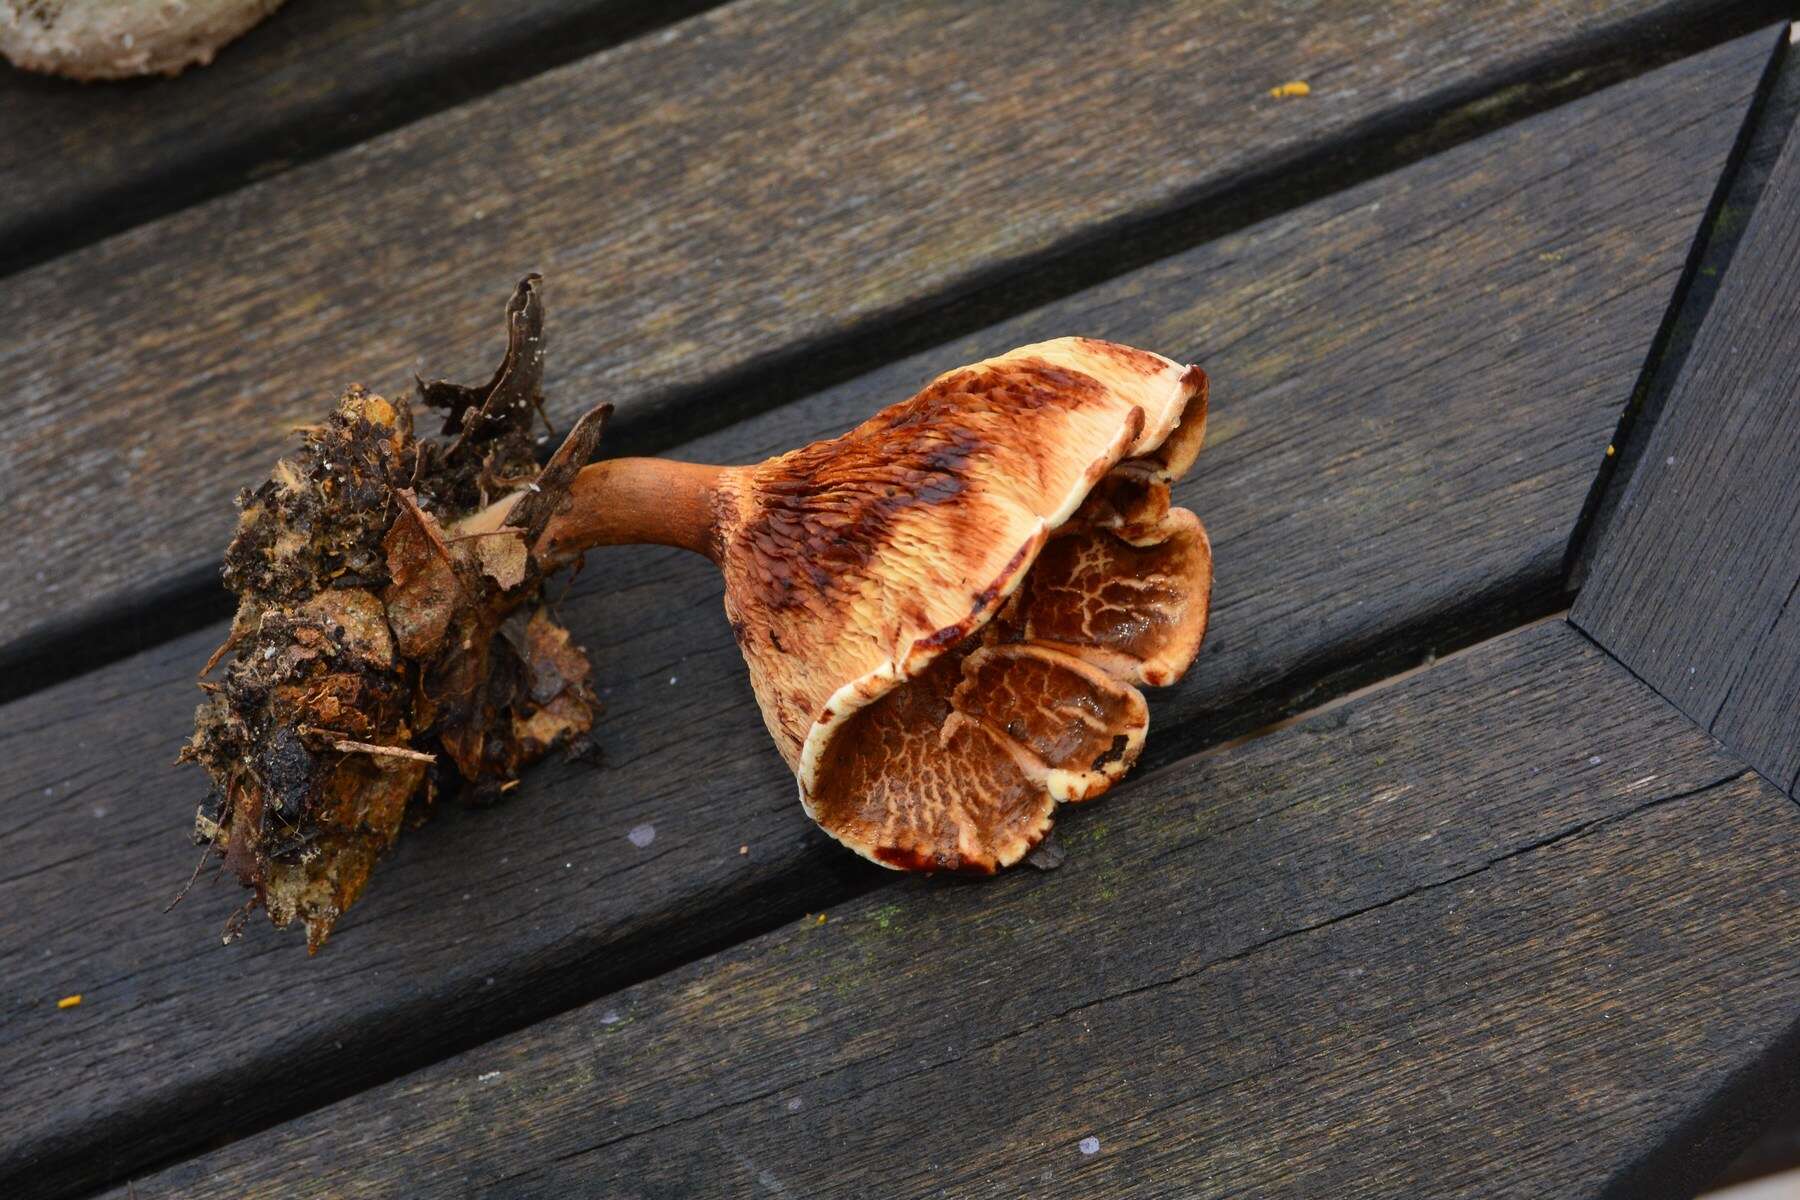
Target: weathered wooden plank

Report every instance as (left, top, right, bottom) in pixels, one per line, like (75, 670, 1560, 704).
(108, 621, 1800, 1199)
(0, 1, 1766, 675)
(0, 0, 708, 276)
(1573, 107, 1800, 799)
(0, 47, 1756, 1199)
(1565, 28, 1800, 597)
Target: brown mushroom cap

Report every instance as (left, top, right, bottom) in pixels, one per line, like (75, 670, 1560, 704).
(713, 337, 1212, 871)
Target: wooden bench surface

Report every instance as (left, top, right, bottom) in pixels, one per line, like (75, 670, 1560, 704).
(0, 0, 707, 275)
(112, 621, 1800, 1199)
(0, 0, 1757, 684)
(1574, 118, 1800, 800)
(1, 5, 1797, 1199)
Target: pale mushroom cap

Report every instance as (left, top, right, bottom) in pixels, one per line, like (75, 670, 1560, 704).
(715, 336, 1212, 871)
(1, 0, 284, 79)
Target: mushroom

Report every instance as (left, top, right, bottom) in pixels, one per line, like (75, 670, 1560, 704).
(184, 278, 1211, 947)
(704, 340, 1210, 870)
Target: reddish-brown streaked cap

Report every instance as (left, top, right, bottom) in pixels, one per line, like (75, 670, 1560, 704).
(712, 337, 1213, 872)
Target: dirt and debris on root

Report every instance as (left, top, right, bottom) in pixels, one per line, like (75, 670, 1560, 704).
(179, 275, 605, 953)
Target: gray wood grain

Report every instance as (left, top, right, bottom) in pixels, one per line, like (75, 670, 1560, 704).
(0, 2, 1767, 671)
(1573, 108, 1800, 799)
(108, 621, 1800, 1199)
(1564, 30, 1800, 596)
(0, 46, 1757, 1199)
(0, 0, 706, 275)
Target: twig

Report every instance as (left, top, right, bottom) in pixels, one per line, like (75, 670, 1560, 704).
(297, 727, 437, 763)
(445, 528, 527, 543)
(163, 843, 213, 914)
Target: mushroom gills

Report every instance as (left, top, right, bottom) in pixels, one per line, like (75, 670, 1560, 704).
(807, 626, 1153, 873)
(951, 643, 1149, 802)
(998, 488, 1213, 688)
(805, 452, 1210, 872)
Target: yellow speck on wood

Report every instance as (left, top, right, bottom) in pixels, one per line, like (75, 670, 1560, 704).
(57, 994, 82, 1009)
(815, 913, 828, 926)
(1269, 81, 1310, 98)
(1606, 444, 1616, 457)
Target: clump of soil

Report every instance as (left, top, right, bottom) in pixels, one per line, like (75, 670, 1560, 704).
(179, 276, 603, 952)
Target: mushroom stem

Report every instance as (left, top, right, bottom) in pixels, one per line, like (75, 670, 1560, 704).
(548, 457, 729, 563)
(459, 457, 730, 564)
